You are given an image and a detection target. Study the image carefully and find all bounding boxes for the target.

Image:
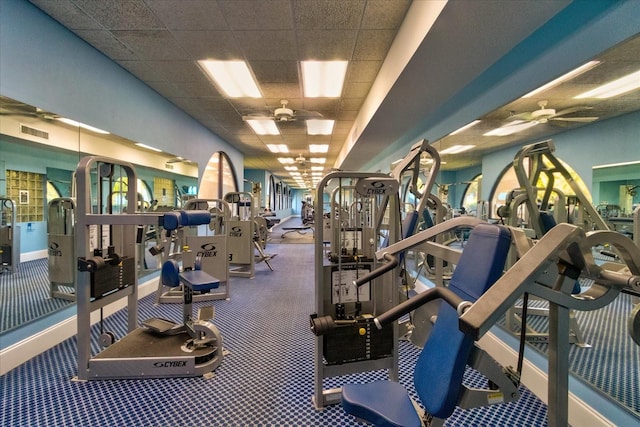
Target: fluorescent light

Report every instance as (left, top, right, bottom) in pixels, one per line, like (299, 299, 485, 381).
(574, 69, 640, 99)
(449, 120, 481, 135)
(284, 166, 298, 171)
(301, 61, 348, 97)
(593, 160, 640, 169)
(311, 166, 324, 171)
(278, 157, 295, 164)
(439, 145, 475, 155)
(483, 120, 539, 136)
(311, 172, 323, 177)
(135, 143, 163, 152)
(290, 172, 301, 176)
(310, 158, 326, 164)
(523, 61, 601, 98)
(56, 117, 110, 134)
(198, 60, 261, 98)
(247, 120, 279, 135)
(306, 120, 334, 135)
(266, 144, 289, 153)
(309, 144, 329, 153)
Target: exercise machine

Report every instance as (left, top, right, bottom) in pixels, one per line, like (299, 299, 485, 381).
(47, 197, 76, 300)
(0, 197, 20, 273)
(224, 191, 275, 278)
(341, 219, 640, 426)
(498, 140, 608, 347)
(310, 171, 402, 408)
(341, 222, 517, 427)
(154, 198, 230, 303)
(74, 156, 223, 381)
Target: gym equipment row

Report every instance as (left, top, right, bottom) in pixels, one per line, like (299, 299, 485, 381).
(0, 197, 20, 273)
(74, 156, 223, 381)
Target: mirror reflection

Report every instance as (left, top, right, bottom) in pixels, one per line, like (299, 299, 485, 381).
(0, 95, 199, 334)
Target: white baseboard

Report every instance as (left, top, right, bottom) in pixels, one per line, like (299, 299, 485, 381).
(20, 250, 47, 263)
(0, 277, 157, 375)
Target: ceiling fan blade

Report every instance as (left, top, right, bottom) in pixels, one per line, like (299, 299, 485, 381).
(551, 106, 593, 117)
(507, 112, 535, 121)
(242, 114, 275, 121)
(293, 109, 323, 119)
(549, 116, 598, 122)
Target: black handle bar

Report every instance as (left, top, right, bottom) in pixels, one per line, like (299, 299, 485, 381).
(353, 253, 399, 287)
(373, 287, 472, 330)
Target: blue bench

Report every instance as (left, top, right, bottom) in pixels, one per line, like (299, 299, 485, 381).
(341, 223, 512, 426)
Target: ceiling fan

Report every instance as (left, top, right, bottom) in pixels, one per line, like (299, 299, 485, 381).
(507, 100, 599, 125)
(242, 99, 323, 123)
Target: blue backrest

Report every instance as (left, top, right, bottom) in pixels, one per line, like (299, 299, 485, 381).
(381, 210, 419, 254)
(539, 211, 556, 234)
(161, 259, 181, 288)
(414, 223, 511, 418)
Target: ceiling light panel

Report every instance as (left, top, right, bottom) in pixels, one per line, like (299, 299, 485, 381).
(266, 144, 289, 153)
(278, 157, 295, 164)
(135, 142, 163, 152)
(247, 120, 280, 135)
(306, 120, 335, 135)
(310, 158, 326, 164)
(449, 120, 481, 135)
(439, 145, 475, 155)
(199, 60, 262, 98)
(574, 69, 640, 99)
(523, 61, 601, 98)
(302, 61, 348, 97)
(309, 144, 329, 153)
(56, 117, 110, 134)
(483, 121, 539, 136)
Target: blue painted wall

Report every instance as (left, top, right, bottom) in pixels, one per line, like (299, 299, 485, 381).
(0, 0, 243, 184)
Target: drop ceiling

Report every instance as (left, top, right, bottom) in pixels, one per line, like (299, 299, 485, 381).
(16, 1, 640, 186)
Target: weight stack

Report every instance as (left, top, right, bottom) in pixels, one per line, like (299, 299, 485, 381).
(323, 316, 394, 365)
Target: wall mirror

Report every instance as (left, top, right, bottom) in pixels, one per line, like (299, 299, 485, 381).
(0, 95, 199, 336)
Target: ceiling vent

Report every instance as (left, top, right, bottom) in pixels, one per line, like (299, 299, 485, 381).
(20, 124, 49, 140)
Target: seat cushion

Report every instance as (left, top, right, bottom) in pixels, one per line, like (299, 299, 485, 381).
(180, 269, 220, 292)
(342, 381, 421, 427)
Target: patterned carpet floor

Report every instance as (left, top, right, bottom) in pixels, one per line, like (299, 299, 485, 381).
(1, 240, 552, 426)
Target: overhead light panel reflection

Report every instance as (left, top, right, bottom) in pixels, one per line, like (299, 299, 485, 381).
(56, 117, 110, 134)
(302, 61, 348, 97)
(574, 69, 640, 99)
(523, 61, 601, 98)
(439, 145, 475, 155)
(449, 120, 481, 135)
(199, 60, 262, 98)
(484, 120, 539, 136)
(247, 120, 280, 135)
(135, 143, 163, 152)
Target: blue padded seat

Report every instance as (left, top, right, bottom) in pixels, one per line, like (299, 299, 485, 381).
(161, 259, 219, 293)
(342, 223, 512, 426)
(180, 269, 220, 293)
(342, 381, 421, 427)
(382, 211, 419, 262)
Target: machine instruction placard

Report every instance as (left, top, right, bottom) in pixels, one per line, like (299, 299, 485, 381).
(331, 265, 371, 304)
